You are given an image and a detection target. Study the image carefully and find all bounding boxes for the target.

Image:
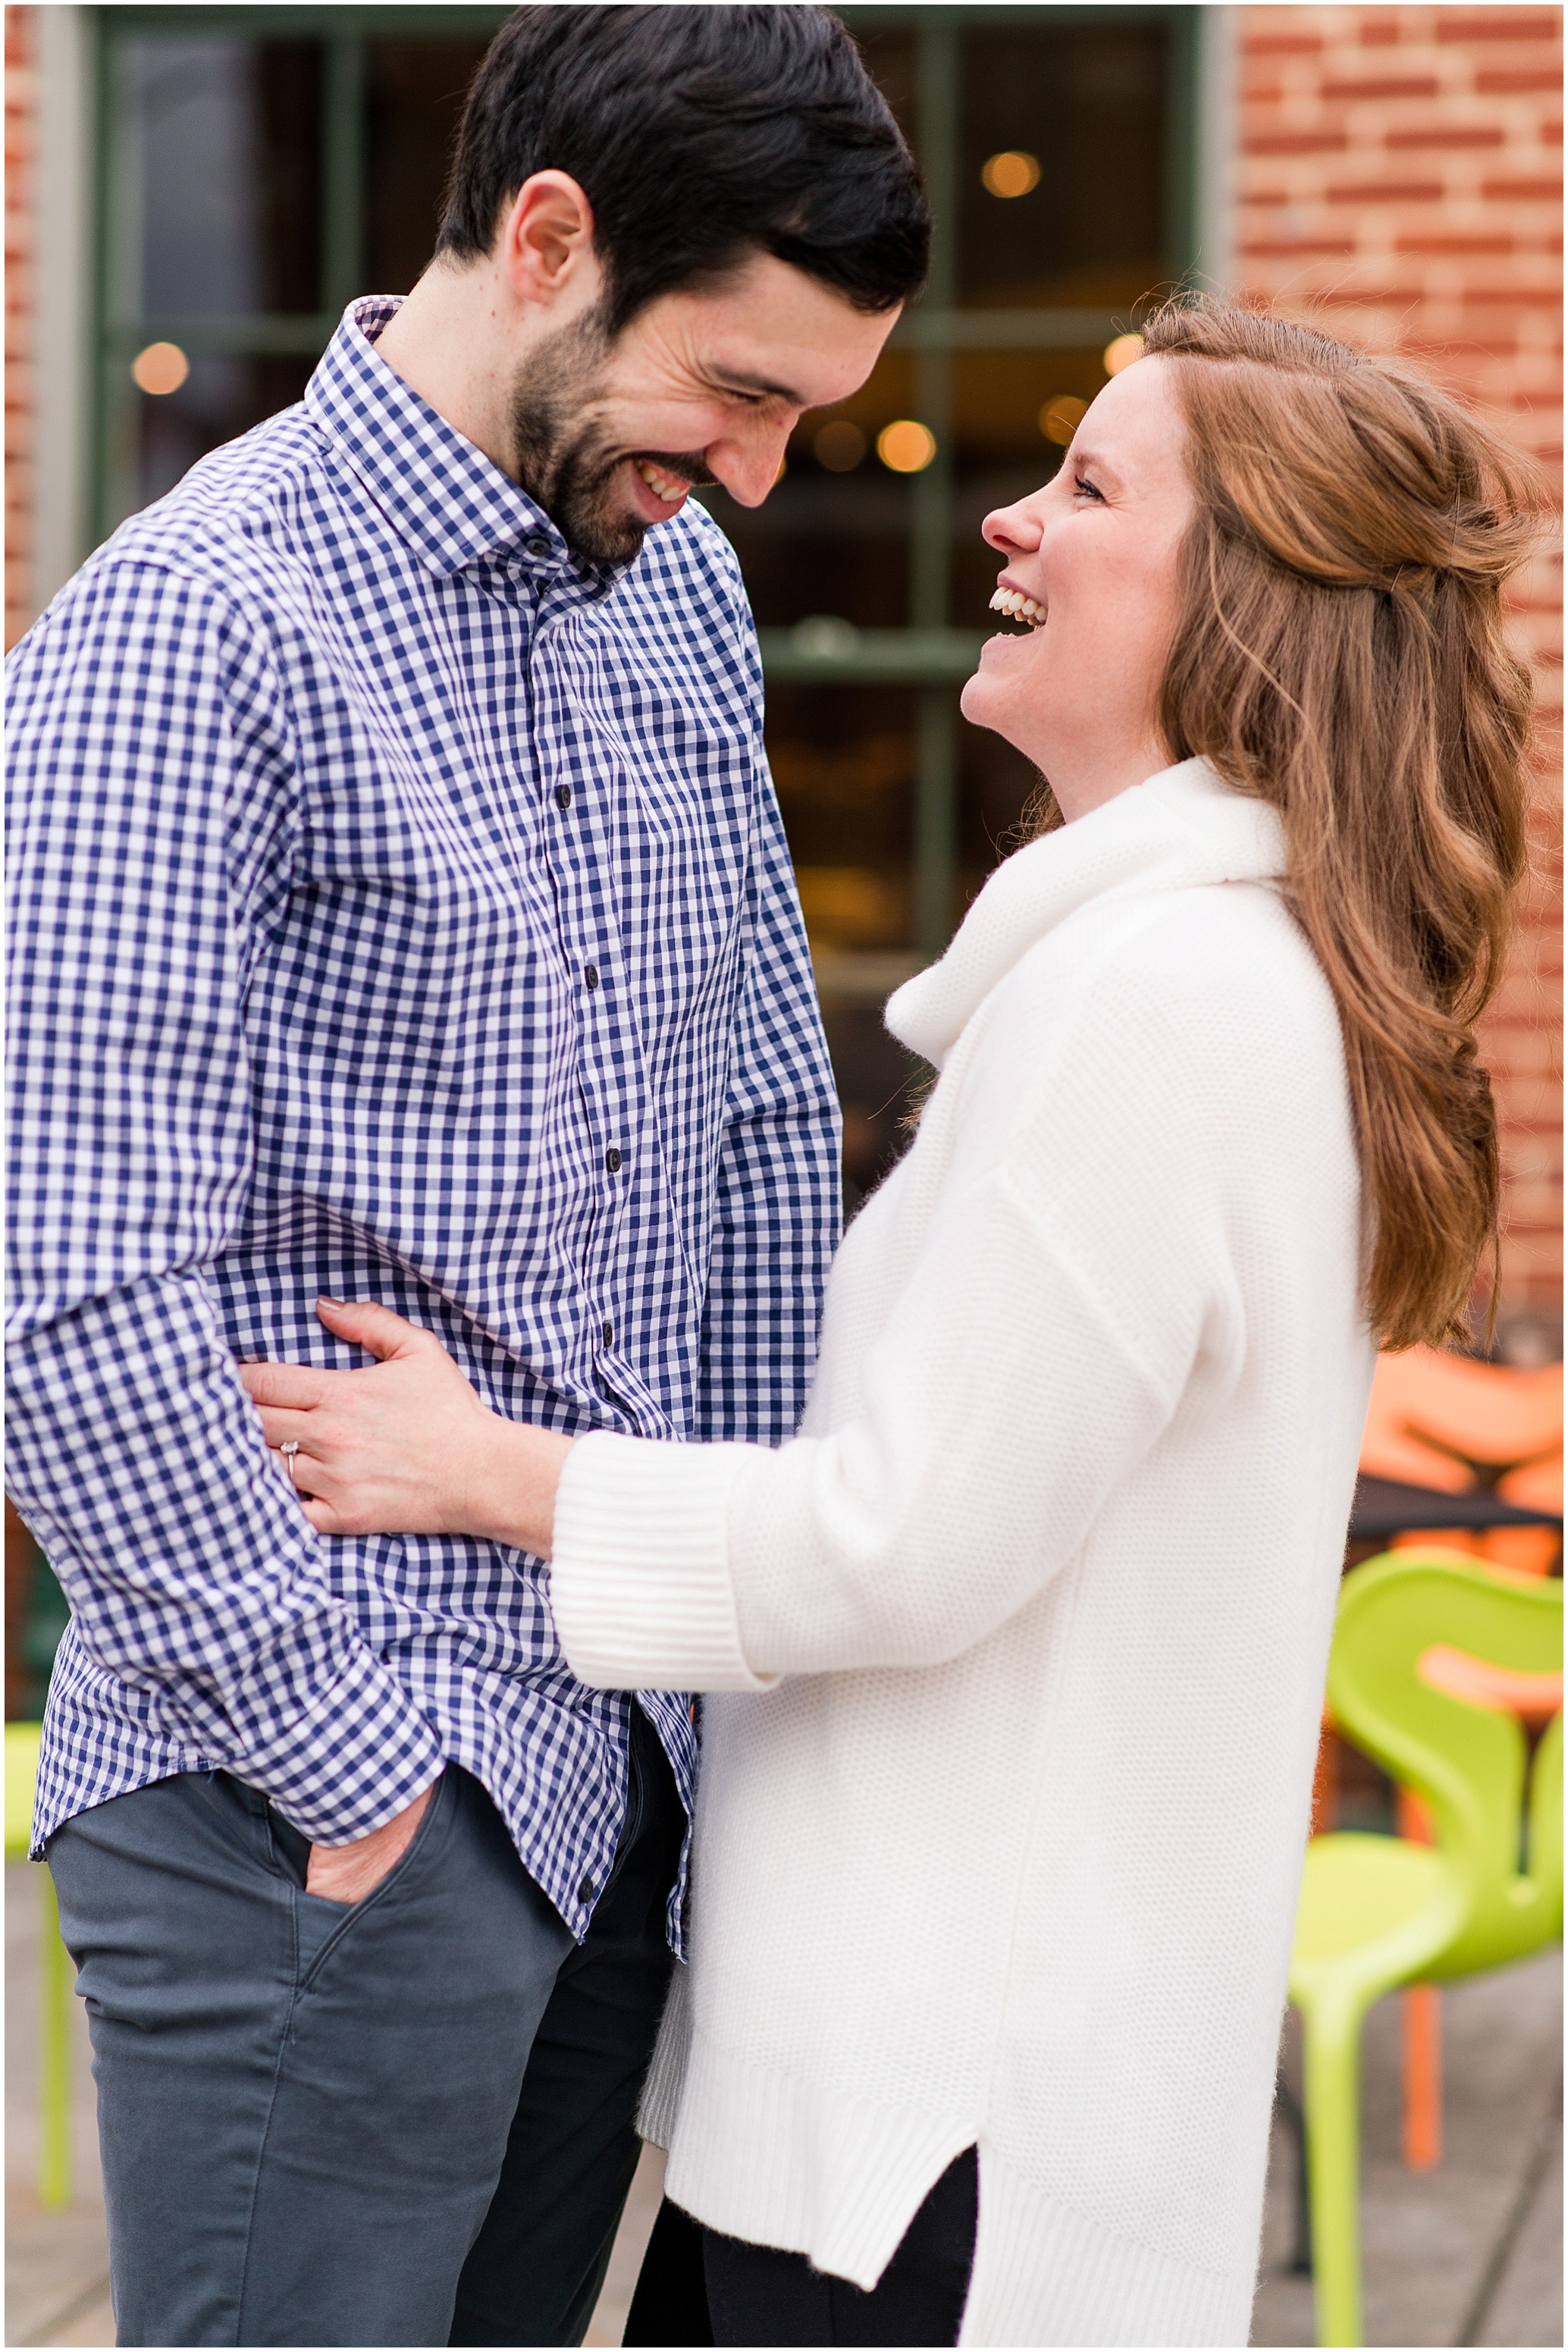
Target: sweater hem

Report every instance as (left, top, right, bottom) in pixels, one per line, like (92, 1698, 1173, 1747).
(656, 2034, 1253, 2345)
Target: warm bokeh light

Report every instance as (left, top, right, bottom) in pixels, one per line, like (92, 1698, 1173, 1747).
(1039, 394, 1089, 447)
(131, 341, 190, 397)
(814, 419, 868, 472)
(1102, 332, 1144, 378)
(981, 150, 1041, 199)
(877, 419, 937, 474)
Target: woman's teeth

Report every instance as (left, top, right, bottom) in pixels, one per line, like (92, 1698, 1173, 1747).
(988, 588, 1047, 628)
(635, 460, 685, 503)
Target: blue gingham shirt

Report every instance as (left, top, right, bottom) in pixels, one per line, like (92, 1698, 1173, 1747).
(6, 299, 840, 1943)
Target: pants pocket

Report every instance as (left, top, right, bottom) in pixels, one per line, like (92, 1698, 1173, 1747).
(293, 1764, 454, 1987)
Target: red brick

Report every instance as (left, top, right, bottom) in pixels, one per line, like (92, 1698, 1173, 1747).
(1323, 76, 1441, 100)
(1325, 180, 1445, 203)
(1476, 69, 1565, 94)
(1435, 13, 1560, 40)
(1240, 238, 1360, 258)
(1387, 127, 1506, 150)
(1245, 131, 1352, 156)
(1482, 178, 1566, 199)
(1460, 287, 1564, 307)
(1396, 236, 1516, 254)
(1244, 32, 1325, 55)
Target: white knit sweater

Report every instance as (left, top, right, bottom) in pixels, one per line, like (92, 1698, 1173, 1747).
(550, 758, 1375, 2347)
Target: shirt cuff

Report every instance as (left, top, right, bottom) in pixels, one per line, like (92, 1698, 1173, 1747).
(234, 1642, 445, 1845)
(549, 1432, 778, 1692)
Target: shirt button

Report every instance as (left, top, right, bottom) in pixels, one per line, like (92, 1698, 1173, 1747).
(584, 964, 599, 990)
(525, 534, 554, 560)
(555, 785, 572, 811)
(601, 1320, 614, 1348)
(605, 1148, 622, 1174)
(579, 1874, 595, 1902)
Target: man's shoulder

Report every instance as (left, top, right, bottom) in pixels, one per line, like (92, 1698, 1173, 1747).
(603, 500, 758, 688)
(80, 403, 346, 616)
(632, 497, 748, 607)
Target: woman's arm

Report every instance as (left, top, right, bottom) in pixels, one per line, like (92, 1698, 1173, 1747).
(238, 1299, 575, 1557)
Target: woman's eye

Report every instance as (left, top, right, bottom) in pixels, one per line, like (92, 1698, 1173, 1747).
(1074, 473, 1105, 503)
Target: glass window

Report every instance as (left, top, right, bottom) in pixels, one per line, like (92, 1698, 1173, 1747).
(92, 4, 1198, 1200)
(364, 39, 491, 295)
(136, 353, 315, 511)
(957, 20, 1170, 311)
(114, 38, 322, 320)
(704, 348, 918, 634)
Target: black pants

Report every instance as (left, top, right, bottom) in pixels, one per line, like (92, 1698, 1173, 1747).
(626, 2149, 979, 2347)
(48, 1710, 683, 2347)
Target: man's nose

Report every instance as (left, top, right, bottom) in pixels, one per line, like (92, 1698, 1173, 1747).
(981, 500, 1044, 557)
(710, 422, 795, 510)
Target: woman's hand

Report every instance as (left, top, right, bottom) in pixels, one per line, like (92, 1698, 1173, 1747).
(237, 1299, 574, 1557)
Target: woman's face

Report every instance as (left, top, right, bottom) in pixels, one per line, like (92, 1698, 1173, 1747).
(960, 355, 1196, 820)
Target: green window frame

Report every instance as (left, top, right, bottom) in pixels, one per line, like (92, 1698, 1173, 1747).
(89, 3, 1204, 972)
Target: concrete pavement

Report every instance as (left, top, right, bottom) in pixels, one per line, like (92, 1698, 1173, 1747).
(7, 1860, 1559, 2347)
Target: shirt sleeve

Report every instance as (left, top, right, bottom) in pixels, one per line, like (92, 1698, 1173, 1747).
(5, 560, 442, 1841)
(693, 632, 841, 1447)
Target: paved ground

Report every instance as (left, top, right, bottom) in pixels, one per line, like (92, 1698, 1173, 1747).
(1252, 1947, 1562, 2349)
(8, 1859, 1560, 2347)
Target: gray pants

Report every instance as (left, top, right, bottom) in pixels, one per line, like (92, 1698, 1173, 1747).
(47, 1720, 683, 2347)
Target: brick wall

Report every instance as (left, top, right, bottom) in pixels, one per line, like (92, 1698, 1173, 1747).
(5, 3, 35, 652)
(1236, 2, 1563, 1328)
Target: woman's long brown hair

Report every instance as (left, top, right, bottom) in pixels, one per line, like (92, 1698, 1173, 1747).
(1071, 299, 1541, 1349)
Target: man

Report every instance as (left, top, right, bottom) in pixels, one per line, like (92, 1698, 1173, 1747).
(5, 9, 927, 2341)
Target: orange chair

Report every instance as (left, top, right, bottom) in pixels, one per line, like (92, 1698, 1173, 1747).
(1360, 1347, 1562, 1576)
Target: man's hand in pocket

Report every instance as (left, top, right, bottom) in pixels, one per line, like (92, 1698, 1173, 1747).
(306, 1780, 440, 1905)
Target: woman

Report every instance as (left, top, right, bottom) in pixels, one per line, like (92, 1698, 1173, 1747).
(242, 302, 1536, 2347)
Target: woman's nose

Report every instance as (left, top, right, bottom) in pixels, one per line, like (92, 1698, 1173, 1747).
(980, 498, 1044, 557)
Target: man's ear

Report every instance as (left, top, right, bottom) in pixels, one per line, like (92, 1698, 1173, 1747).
(499, 171, 600, 310)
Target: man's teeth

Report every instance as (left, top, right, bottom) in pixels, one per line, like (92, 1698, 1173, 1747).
(988, 588, 1047, 627)
(635, 460, 685, 503)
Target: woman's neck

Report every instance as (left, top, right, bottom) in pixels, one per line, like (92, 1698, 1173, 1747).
(1045, 728, 1174, 823)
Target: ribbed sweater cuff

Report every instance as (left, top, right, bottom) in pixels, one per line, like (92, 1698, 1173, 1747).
(549, 1432, 777, 1692)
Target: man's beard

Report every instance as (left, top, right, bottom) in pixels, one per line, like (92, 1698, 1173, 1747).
(510, 310, 711, 567)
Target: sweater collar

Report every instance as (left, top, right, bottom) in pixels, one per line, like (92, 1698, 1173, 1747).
(886, 757, 1286, 1069)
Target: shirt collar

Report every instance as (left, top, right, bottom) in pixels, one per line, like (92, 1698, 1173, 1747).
(304, 297, 618, 591)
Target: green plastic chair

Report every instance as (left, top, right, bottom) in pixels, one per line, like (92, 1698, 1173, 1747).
(5, 1720, 73, 2209)
(1288, 1552, 1563, 2347)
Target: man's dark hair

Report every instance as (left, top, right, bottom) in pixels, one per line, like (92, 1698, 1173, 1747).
(437, 5, 930, 331)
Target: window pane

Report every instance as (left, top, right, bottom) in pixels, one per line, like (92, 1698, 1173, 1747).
(958, 720, 1043, 924)
(136, 355, 314, 511)
(119, 39, 321, 318)
(852, 26, 918, 156)
(949, 344, 1106, 627)
(365, 40, 494, 296)
(958, 21, 1168, 309)
(702, 348, 917, 632)
(767, 685, 917, 956)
